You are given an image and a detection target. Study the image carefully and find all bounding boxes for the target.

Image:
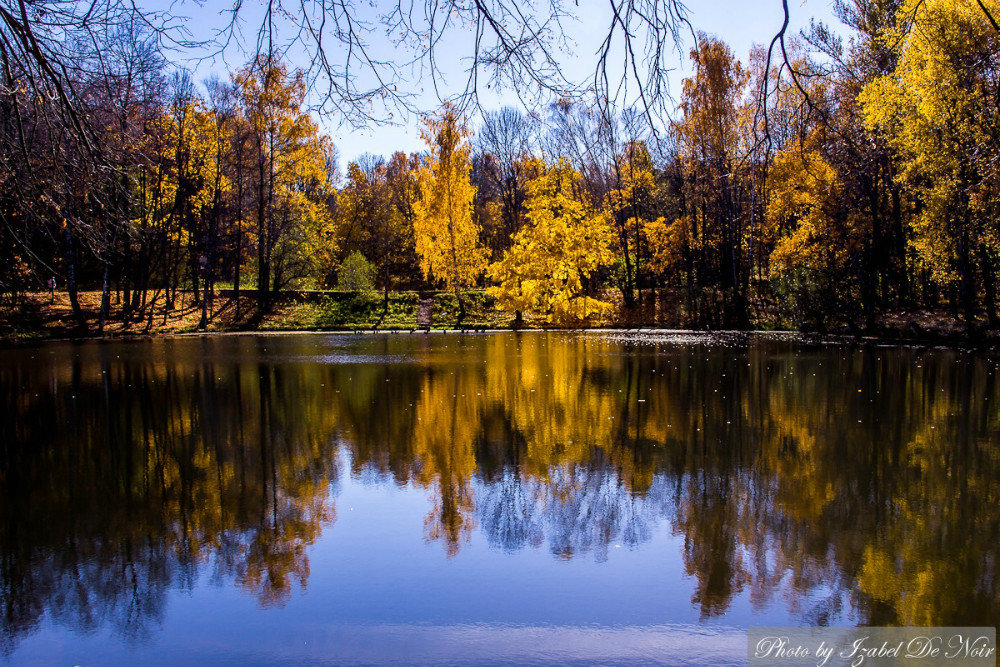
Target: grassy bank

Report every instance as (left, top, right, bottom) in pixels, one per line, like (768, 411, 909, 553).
(0, 289, 514, 341)
(263, 290, 510, 331)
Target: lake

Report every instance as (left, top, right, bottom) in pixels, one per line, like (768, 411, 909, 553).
(1, 332, 998, 665)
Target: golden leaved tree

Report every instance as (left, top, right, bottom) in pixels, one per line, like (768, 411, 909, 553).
(645, 214, 694, 281)
(489, 159, 615, 325)
(665, 34, 754, 327)
(859, 0, 1000, 325)
(140, 93, 226, 325)
(413, 105, 487, 321)
(236, 55, 335, 307)
(764, 141, 867, 326)
(335, 156, 416, 314)
(608, 140, 664, 306)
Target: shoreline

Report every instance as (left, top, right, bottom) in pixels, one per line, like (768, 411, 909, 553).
(2, 325, 997, 351)
(3, 290, 998, 350)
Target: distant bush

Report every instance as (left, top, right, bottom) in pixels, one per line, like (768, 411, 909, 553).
(336, 252, 376, 293)
(0, 255, 33, 307)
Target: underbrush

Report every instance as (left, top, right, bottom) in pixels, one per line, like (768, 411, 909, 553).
(267, 291, 421, 329)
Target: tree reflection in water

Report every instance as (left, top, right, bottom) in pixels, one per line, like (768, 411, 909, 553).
(1, 333, 998, 652)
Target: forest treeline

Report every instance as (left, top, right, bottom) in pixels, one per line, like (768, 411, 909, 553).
(1, 0, 998, 331)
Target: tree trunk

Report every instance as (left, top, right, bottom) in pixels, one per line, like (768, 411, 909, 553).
(456, 288, 466, 326)
(256, 135, 270, 312)
(234, 177, 244, 320)
(958, 231, 976, 330)
(199, 273, 209, 329)
(64, 228, 86, 331)
(619, 240, 636, 309)
(377, 261, 389, 329)
(980, 246, 998, 327)
(98, 264, 110, 334)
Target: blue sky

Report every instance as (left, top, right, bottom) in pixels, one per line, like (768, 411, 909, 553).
(168, 0, 839, 163)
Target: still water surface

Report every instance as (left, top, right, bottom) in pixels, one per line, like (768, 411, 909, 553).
(1, 332, 998, 665)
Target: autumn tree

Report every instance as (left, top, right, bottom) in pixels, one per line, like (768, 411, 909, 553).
(413, 106, 488, 322)
(645, 211, 697, 312)
(766, 144, 867, 328)
(336, 155, 413, 314)
(237, 55, 334, 308)
(860, 0, 1000, 326)
(803, 1, 911, 326)
(674, 35, 753, 327)
(165, 75, 224, 317)
(748, 37, 872, 329)
(197, 77, 239, 327)
(608, 139, 666, 308)
(385, 151, 421, 282)
(474, 107, 536, 257)
(489, 159, 615, 325)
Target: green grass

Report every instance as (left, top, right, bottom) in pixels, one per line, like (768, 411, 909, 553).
(430, 291, 508, 328)
(256, 289, 510, 330)
(264, 291, 421, 329)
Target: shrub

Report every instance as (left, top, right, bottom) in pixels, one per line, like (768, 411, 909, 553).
(336, 251, 376, 293)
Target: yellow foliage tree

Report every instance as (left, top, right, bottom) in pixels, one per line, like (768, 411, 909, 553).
(488, 159, 615, 325)
(236, 55, 335, 301)
(765, 145, 865, 325)
(672, 33, 754, 325)
(608, 140, 664, 306)
(859, 0, 1000, 324)
(335, 157, 416, 313)
(645, 214, 694, 278)
(413, 105, 487, 321)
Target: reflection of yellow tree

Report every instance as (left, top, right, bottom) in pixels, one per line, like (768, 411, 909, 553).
(411, 368, 483, 556)
(238, 487, 332, 606)
(485, 334, 620, 476)
(854, 380, 1000, 625)
(481, 333, 668, 559)
(329, 333, 998, 628)
(674, 472, 750, 618)
(340, 340, 1000, 624)
(739, 350, 1000, 625)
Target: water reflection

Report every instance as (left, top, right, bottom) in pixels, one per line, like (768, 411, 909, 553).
(1, 333, 998, 655)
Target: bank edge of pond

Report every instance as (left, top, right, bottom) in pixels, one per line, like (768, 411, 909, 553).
(3, 324, 998, 353)
(4, 289, 998, 350)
